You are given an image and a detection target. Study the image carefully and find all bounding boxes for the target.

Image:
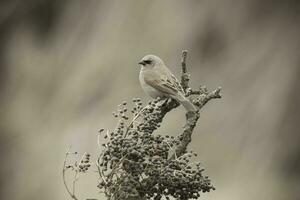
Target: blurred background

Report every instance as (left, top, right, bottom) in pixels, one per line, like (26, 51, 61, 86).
(0, 0, 299, 200)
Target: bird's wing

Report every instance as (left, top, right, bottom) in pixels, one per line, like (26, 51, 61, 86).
(143, 70, 196, 111)
(143, 70, 185, 97)
(169, 74, 185, 94)
(143, 71, 179, 96)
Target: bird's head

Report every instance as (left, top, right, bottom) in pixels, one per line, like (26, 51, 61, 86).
(138, 55, 164, 68)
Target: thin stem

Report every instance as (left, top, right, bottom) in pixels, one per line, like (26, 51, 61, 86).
(62, 146, 79, 200)
(72, 171, 79, 197)
(124, 105, 148, 138)
(96, 154, 107, 185)
(164, 140, 177, 160)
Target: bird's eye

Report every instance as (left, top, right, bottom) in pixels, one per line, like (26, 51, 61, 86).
(144, 60, 152, 64)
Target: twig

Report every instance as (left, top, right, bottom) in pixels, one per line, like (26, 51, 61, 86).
(62, 146, 80, 200)
(124, 106, 148, 138)
(72, 171, 79, 197)
(180, 50, 190, 92)
(97, 133, 101, 149)
(164, 140, 177, 160)
(96, 154, 107, 185)
(195, 87, 222, 109)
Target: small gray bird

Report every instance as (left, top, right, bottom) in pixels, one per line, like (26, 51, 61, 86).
(138, 55, 197, 112)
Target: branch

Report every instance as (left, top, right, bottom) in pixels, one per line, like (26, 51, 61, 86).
(62, 146, 80, 200)
(172, 87, 221, 158)
(181, 50, 190, 92)
(171, 51, 222, 158)
(194, 87, 222, 109)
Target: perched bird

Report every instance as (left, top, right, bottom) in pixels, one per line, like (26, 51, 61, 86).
(138, 55, 197, 112)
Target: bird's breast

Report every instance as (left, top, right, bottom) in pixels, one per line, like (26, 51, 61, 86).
(139, 69, 164, 98)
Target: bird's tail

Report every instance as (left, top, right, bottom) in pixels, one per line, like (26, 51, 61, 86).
(180, 98, 197, 112)
(173, 93, 197, 112)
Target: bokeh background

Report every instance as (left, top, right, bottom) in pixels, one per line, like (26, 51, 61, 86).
(0, 1, 300, 200)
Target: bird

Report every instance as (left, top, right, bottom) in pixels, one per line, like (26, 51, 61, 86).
(138, 54, 197, 112)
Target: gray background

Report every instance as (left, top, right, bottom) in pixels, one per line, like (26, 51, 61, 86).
(0, 1, 299, 200)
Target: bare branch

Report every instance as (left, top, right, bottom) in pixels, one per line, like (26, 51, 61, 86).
(195, 87, 222, 109)
(62, 146, 80, 200)
(181, 50, 190, 92)
(172, 51, 222, 158)
(171, 86, 221, 158)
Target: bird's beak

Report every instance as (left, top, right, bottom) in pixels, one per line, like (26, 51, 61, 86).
(138, 60, 146, 66)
